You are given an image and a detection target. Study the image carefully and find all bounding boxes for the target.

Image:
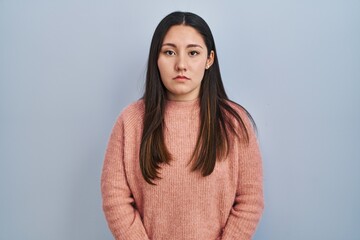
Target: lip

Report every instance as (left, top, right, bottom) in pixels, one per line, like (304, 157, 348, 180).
(173, 75, 190, 80)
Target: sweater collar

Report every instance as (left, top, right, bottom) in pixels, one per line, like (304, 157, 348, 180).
(164, 98, 200, 115)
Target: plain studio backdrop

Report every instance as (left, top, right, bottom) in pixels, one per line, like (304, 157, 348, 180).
(0, 1, 359, 239)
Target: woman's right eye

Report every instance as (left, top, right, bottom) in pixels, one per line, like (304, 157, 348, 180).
(164, 50, 175, 56)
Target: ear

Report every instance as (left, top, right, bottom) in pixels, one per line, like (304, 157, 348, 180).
(206, 50, 215, 69)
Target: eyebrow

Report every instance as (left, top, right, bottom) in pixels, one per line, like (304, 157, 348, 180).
(161, 43, 203, 49)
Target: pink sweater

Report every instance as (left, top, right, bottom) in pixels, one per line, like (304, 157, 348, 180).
(101, 99, 264, 240)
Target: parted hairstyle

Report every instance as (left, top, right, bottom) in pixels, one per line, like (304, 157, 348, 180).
(140, 11, 256, 185)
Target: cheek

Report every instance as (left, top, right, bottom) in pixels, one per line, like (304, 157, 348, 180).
(157, 57, 172, 76)
(157, 58, 173, 88)
(193, 60, 207, 75)
(192, 56, 207, 68)
(157, 58, 164, 73)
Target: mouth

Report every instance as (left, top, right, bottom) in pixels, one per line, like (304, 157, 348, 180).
(173, 75, 190, 80)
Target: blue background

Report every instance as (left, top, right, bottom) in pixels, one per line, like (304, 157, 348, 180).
(1, 0, 359, 239)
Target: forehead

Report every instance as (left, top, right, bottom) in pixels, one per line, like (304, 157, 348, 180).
(162, 25, 206, 47)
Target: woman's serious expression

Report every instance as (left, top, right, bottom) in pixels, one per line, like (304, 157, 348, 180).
(158, 25, 214, 101)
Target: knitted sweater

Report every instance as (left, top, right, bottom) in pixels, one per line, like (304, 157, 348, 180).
(101, 99, 264, 240)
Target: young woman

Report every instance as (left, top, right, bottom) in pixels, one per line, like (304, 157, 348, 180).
(101, 11, 264, 240)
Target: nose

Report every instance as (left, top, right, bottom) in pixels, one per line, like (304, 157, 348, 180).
(175, 53, 187, 72)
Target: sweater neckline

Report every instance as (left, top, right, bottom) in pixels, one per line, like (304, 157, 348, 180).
(165, 98, 200, 114)
(166, 98, 199, 105)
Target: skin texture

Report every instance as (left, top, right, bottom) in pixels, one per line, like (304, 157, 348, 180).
(157, 25, 214, 101)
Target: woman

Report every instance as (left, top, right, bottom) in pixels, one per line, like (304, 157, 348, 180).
(101, 11, 264, 240)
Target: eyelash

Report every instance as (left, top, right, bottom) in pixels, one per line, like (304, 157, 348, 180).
(163, 50, 200, 56)
(164, 50, 175, 56)
(189, 51, 199, 56)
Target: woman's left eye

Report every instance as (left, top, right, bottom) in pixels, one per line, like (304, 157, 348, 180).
(189, 51, 199, 56)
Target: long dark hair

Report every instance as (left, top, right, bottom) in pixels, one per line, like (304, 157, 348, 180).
(140, 11, 256, 185)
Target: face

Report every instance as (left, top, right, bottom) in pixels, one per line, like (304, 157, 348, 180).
(157, 25, 214, 101)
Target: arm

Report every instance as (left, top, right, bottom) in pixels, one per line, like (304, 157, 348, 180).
(101, 117, 149, 240)
(221, 116, 264, 240)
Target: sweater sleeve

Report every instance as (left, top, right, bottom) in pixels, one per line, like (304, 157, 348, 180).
(221, 114, 264, 240)
(101, 116, 149, 240)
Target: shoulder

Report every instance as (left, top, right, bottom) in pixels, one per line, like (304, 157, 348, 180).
(223, 100, 252, 122)
(222, 99, 257, 135)
(116, 99, 144, 127)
